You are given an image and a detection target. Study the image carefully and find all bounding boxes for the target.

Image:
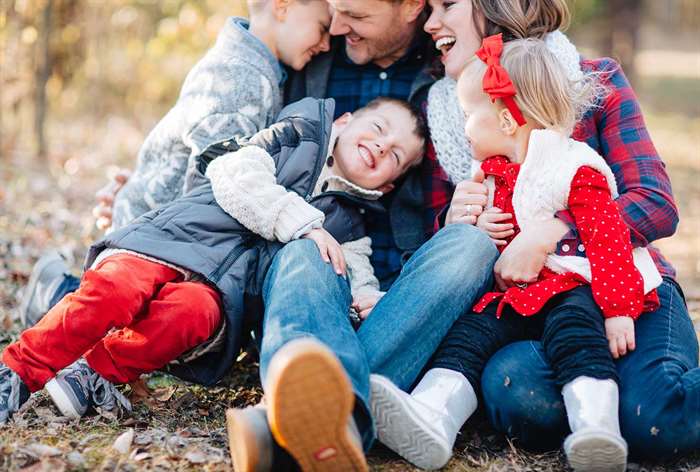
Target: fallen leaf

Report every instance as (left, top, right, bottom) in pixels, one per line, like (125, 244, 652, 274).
(153, 386, 177, 402)
(66, 451, 85, 468)
(24, 444, 62, 458)
(112, 428, 134, 454)
(185, 449, 207, 464)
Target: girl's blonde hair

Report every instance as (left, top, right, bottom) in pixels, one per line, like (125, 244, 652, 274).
(459, 38, 605, 135)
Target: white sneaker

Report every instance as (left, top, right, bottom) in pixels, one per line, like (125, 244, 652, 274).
(370, 372, 474, 470)
(562, 376, 627, 472)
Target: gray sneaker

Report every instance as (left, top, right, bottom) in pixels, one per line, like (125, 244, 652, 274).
(45, 359, 131, 419)
(0, 363, 30, 424)
(19, 250, 68, 328)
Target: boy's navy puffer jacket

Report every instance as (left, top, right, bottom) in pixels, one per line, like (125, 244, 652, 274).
(85, 98, 383, 385)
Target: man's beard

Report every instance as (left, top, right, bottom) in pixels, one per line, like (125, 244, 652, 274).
(344, 24, 413, 65)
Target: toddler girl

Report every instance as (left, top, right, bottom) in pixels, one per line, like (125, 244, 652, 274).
(370, 34, 661, 472)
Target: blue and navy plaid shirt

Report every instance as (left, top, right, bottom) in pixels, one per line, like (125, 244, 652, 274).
(327, 44, 427, 290)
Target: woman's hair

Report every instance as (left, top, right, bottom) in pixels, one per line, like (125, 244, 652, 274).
(470, 0, 571, 41)
(459, 38, 604, 135)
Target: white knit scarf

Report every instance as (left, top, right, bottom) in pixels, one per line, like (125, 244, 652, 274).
(427, 30, 583, 184)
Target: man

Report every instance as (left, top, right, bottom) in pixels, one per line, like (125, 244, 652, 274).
(226, 1, 496, 471)
(20, 2, 498, 470)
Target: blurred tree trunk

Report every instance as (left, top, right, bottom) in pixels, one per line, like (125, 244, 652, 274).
(34, 0, 53, 160)
(603, 0, 643, 85)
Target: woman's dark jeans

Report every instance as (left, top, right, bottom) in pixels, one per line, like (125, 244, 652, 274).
(431, 285, 618, 397)
(480, 278, 700, 459)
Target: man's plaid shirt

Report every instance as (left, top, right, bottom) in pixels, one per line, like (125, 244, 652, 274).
(423, 58, 678, 278)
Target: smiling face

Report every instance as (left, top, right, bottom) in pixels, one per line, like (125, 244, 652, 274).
(331, 101, 424, 192)
(276, 0, 332, 70)
(424, 0, 484, 79)
(327, 0, 425, 67)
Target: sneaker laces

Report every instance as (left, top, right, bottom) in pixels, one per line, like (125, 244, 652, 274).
(0, 365, 27, 420)
(76, 361, 132, 413)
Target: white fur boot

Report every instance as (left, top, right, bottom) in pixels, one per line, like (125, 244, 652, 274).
(562, 376, 627, 472)
(370, 369, 477, 470)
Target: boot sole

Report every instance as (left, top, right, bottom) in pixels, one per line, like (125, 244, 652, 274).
(46, 378, 83, 419)
(369, 375, 452, 470)
(266, 338, 367, 472)
(226, 408, 270, 472)
(564, 430, 627, 472)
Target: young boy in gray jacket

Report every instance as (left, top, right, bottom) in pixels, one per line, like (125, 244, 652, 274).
(109, 0, 332, 229)
(0, 97, 427, 428)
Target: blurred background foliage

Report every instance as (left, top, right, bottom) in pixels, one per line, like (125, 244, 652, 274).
(0, 0, 698, 293)
(0, 0, 698, 159)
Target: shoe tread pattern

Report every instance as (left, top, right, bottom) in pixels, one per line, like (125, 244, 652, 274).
(370, 379, 450, 471)
(566, 434, 627, 472)
(268, 342, 367, 472)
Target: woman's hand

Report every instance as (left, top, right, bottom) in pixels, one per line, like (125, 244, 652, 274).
(493, 218, 569, 290)
(93, 168, 131, 230)
(445, 169, 488, 226)
(605, 316, 636, 359)
(302, 228, 346, 276)
(476, 208, 514, 246)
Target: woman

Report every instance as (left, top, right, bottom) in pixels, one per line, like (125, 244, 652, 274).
(370, 0, 699, 469)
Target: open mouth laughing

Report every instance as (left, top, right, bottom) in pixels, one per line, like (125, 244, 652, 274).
(358, 144, 376, 169)
(435, 36, 456, 58)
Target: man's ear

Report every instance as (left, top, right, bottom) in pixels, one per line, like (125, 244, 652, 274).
(498, 108, 519, 136)
(376, 182, 395, 194)
(272, 0, 291, 21)
(400, 0, 426, 23)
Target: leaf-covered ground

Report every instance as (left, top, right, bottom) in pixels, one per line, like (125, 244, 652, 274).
(1, 96, 699, 470)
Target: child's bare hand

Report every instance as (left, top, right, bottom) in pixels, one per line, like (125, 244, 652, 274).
(352, 292, 384, 319)
(93, 168, 131, 231)
(605, 316, 635, 359)
(476, 208, 514, 245)
(302, 228, 346, 276)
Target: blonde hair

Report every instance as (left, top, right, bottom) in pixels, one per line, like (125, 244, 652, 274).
(459, 38, 605, 135)
(471, 0, 571, 40)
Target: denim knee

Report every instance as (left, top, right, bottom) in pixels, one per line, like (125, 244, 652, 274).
(620, 369, 700, 459)
(425, 224, 498, 284)
(268, 239, 324, 273)
(482, 341, 569, 451)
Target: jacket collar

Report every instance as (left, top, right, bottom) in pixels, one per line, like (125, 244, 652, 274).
(221, 17, 286, 87)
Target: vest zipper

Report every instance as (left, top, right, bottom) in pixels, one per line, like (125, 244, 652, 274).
(210, 240, 249, 283)
(305, 99, 327, 202)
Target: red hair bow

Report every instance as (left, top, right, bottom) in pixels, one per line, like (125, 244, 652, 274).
(475, 33, 527, 126)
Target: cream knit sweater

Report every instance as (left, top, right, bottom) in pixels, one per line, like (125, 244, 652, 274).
(206, 145, 384, 299)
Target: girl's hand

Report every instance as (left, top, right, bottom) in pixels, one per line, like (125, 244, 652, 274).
(493, 218, 569, 291)
(605, 316, 636, 359)
(476, 208, 514, 246)
(352, 291, 385, 319)
(445, 169, 488, 226)
(302, 228, 346, 276)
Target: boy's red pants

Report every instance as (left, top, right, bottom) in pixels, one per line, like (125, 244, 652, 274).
(3, 254, 222, 392)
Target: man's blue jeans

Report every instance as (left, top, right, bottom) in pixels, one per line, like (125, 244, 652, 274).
(259, 224, 498, 451)
(481, 278, 700, 459)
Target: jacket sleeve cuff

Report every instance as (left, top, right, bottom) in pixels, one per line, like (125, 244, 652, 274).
(273, 196, 325, 243)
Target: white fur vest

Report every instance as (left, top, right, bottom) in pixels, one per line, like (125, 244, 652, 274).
(511, 129, 662, 293)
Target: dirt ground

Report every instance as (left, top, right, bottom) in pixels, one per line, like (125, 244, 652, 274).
(1, 75, 699, 470)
